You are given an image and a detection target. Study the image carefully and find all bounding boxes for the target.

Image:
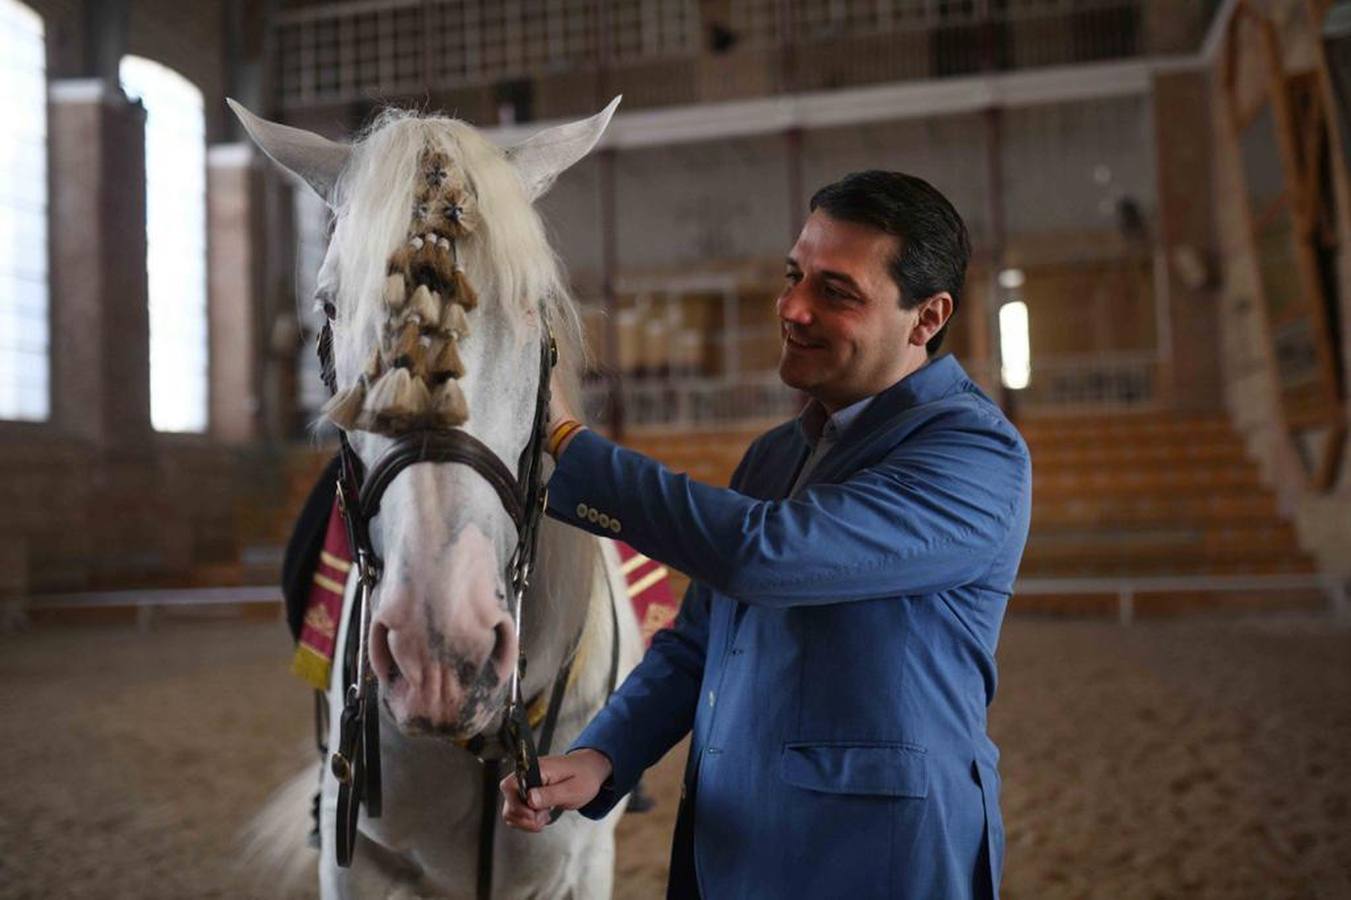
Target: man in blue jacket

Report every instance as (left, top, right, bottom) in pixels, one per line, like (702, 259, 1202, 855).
(502, 170, 1031, 899)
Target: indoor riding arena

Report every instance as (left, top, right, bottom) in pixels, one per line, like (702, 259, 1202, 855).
(3, 2, 1351, 899)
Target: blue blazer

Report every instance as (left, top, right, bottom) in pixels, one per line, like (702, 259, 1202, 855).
(547, 356, 1031, 899)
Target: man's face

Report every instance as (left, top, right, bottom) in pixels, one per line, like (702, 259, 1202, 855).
(777, 211, 920, 411)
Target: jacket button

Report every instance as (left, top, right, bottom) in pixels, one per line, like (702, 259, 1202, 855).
(609, 518, 621, 533)
(575, 502, 588, 519)
(598, 513, 611, 528)
(587, 507, 600, 523)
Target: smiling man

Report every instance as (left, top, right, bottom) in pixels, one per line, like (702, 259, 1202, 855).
(502, 170, 1032, 899)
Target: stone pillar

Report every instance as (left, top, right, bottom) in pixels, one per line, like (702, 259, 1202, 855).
(48, 79, 152, 448)
(48, 79, 166, 587)
(207, 143, 262, 443)
(1153, 70, 1223, 411)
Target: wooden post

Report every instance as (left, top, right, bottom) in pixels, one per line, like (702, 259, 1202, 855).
(786, 126, 804, 241)
(599, 147, 624, 441)
(981, 105, 1004, 406)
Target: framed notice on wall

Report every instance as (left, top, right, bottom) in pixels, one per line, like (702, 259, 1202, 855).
(1224, 1, 1346, 490)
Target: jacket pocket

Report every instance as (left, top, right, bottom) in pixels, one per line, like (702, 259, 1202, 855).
(779, 741, 929, 797)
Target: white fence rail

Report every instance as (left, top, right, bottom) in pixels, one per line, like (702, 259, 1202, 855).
(13, 586, 282, 632)
(11, 574, 1346, 633)
(1014, 573, 1348, 625)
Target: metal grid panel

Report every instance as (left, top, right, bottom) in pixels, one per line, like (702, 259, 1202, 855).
(733, 0, 1141, 44)
(428, 0, 599, 85)
(277, 0, 697, 106)
(276, 0, 424, 105)
(727, 0, 784, 46)
(607, 0, 699, 62)
(274, 0, 1146, 106)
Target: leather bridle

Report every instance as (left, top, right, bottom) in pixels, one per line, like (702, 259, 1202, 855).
(317, 317, 564, 878)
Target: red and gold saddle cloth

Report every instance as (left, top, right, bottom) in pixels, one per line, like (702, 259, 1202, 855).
(290, 502, 680, 690)
(614, 542, 678, 646)
(291, 501, 354, 690)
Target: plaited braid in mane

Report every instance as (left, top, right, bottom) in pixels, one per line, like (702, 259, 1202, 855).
(322, 146, 482, 435)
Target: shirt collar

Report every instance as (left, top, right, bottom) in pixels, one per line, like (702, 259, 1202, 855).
(795, 392, 876, 450)
(793, 355, 968, 449)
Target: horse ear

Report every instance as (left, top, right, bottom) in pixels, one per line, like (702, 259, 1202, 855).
(227, 98, 351, 205)
(505, 95, 621, 201)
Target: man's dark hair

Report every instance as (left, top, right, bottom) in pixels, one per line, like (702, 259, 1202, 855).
(809, 170, 970, 354)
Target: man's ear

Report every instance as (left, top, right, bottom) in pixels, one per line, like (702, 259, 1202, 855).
(909, 293, 953, 348)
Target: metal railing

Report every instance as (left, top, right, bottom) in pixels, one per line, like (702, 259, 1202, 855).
(271, 0, 1182, 110)
(274, 0, 700, 108)
(1012, 352, 1160, 412)
(583, 371, 801, 431)
(583, 352, 1160, 431)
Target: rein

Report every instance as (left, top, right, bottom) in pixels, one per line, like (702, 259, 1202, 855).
(318, 317, 571, 890)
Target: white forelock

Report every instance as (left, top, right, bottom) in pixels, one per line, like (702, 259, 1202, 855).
(324, 109, 587, 420)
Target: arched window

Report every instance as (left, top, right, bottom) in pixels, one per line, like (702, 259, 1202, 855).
(0, 0, 49, 421)
(119, 56, 208, 433)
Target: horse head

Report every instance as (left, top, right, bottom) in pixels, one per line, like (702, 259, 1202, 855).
(230, 98, 618, 741)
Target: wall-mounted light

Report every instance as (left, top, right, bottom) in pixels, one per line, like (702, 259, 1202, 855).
(997, 268, 1025, 290)
(999, 300, 1031, 390)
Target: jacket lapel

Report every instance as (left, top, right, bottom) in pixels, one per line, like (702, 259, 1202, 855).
(739, 429, 810, 501)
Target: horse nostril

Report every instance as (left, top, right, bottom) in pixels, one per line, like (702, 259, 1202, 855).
(490, 619, 514, 673)
(370, 620, 400, 683)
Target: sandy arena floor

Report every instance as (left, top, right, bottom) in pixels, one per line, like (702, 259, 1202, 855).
(2, 614, 1348, 899)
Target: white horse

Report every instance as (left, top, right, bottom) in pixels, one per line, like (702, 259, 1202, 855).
(230, 99, 642, 899)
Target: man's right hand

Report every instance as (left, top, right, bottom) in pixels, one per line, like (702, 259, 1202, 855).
(499, 748, 614, 832)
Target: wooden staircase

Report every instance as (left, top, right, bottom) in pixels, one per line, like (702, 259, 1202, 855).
(1019, 414, 1312, 578)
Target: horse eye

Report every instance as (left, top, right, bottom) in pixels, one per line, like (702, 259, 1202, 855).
(315, 291, 337, 321)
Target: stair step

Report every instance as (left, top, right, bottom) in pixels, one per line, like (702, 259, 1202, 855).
(1035, 468, 1263, 496)
(1019, 557, 1315, 577)
(1034, 494, 1278, 523)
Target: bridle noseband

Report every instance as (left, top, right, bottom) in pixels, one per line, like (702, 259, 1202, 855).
(322, 320, 559, 869)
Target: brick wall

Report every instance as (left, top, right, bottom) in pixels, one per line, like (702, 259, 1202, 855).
(0, 1, 294, 598)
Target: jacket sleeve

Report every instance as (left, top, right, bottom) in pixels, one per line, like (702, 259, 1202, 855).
(569, 574, 712, 819)
(546, 413, 1029, 608)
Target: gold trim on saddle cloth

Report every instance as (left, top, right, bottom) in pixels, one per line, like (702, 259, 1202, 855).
(615, 543, 678, 646)
(291, 499, 353, 690)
